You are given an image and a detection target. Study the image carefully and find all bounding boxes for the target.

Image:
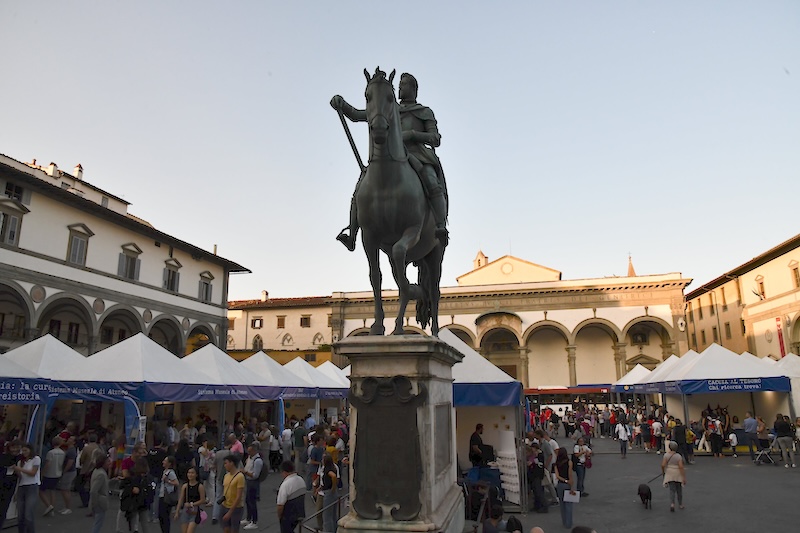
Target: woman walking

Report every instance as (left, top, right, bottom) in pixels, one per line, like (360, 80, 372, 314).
(14, 443, 40, 533)
(553, 448, 577, 529)
(174, 466, 206, 533)
(89, 455, 110, 533)
(319, 455, 339, 533)
(661, 441, 686, 512)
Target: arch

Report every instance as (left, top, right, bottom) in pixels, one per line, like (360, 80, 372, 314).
(0, 281, 34, 349)
(226, 335, 235, 350)
(186, 322, 215, 355)
(35, 293, 95, 353)
(477, 325, 521, 349)
(522, 320, 572, 345)
(402, 326, 427, 336)
(571, 318, 622, 343)
(147, 315, 183, 356)
(621, 316, 675, 341)
(252, 334, 263, 351)
(281, 333, 294, 346)
(347, 328, 371, 337)
(97, 304, 145, 348)
(441, 324, 476, 347)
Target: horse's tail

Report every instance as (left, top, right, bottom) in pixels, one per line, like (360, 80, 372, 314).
(415, 259, 432, 330)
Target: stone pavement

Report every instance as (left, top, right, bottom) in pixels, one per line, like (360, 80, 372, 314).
(8, 438, 800, 533)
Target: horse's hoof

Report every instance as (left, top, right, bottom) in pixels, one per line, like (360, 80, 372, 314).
(370, 325, 385, 335)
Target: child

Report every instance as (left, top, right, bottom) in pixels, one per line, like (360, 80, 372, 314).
(727, 431, 738, 457)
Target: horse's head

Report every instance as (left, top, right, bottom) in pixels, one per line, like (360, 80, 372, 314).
(364, 67, 397, 145)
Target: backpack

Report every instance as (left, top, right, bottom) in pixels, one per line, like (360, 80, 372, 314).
(142, 475, 157, 506)
(256, 456, 268, 483)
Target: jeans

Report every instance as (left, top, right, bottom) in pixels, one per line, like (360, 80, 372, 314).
(745, 433, 759, 460)
(158, 498, 172, 533)
(0, 481, 16, 529)
(92, 510, 106, 533)
(667, 481, 683, 506)
(776, 436, 796, 465)
(619, 439, 628, 456)
(530, 477, 546, 511)
(322, 490, 339, 533)
(17, 484, 38, 533)
(555, 481, 574, 529)
(212, 480, 224, 520)
(245, 480, 259, 523)
(574, 464, 586, 492)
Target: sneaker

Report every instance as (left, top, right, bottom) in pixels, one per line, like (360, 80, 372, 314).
(59, 509, 72, 515)
(792, 464, 797, 468)
(241, 519, 251, 525)
(244, 524, 259, 530)
(42, 505, 54, 516)
(785, 464, 790, 468)
(212, 519, 218, 525)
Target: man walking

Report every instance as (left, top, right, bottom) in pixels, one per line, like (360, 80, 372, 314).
(241, 444, 263, 530)
(743, 412, 760, 462)
(220, 454, 245, 533)
(276, 461, 306, 533)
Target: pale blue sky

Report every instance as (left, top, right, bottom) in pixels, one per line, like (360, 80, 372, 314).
(2, 2, 798, 300)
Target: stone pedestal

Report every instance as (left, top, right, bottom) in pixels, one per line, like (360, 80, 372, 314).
(334, 336, 465, 533)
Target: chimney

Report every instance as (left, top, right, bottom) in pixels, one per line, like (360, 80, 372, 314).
(73, 164, 83, 180)
(213, 244, 218, 255)
(261, 290, 269, 302)
(30, 159, 37, 167)
(47, 162, 58, 177)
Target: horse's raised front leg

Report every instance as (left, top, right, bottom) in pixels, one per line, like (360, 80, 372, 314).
(363, 235, 385, 336)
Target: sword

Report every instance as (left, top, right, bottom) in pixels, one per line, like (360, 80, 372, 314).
(337, 108, 365, 173)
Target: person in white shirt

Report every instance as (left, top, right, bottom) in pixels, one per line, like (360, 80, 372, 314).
(280, 424, 293, 463)
(651, 420, 664, 455)
(276, 461, 306, 533)
(615, 421, 630, 458)
(14, 443, 41, 532)
(39, 436, 65, 515)
(572, 437, 592, 495)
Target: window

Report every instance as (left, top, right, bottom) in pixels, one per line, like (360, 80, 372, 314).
(741, 319, 746, 335)
(277, 316, 286, 329)
(721, 288, 728, 311)
(251, 318, 263, 329)
(300, 316, 311, 328)
(198, 271, 214, 303)
(228, 318, 235, 330)
(281, 333, 293, 346)
(755, 276, 766, 299)
(688, 305, 694, 323)
(4, 181, 23, 200)
(66, 224, 94, 266)
(327, 314, 332, 327)
(252, 335, 263, 351)
(118, 329, 128, 342)
(691, 333, 697, 349)
(48, 319, 61, 338)
(712, 326, 718, 343)
(701, 330, 707, 345)
(101, 326, 114, 344)
(67, 322, 80, 344)
(162, 258, 181, 292)
(698, 305, 703, 320)
(724, 322, 732, 339)
(305, 353, 317, 362)
(117, 243, 142, 281)
(709, 294, 715, 316)
(101, 196, 109, 208)
(793, 267, 800, 289)
(0, 211, 21, 245)
(313, 333, 325, 345)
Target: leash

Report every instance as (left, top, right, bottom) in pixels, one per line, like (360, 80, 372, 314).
(645, 473, 663, 484)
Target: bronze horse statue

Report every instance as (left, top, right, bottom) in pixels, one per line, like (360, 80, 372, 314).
(341, 68, 446, 336)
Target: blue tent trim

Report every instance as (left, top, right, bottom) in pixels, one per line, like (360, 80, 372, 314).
(453, 382, 522, 407)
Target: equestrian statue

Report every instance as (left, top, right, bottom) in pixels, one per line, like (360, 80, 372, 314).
(331, 68, 449, 336)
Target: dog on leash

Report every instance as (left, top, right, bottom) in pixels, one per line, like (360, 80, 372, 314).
(637, 484, 652, 509)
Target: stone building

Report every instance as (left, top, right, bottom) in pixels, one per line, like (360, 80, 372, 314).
(686, 233, 800, 359)
(229, 251, 692, 388)
(0, 154, 248, 356)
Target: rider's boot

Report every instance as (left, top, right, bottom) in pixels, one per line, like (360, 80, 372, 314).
(431, 192, 449, 246)
(336, 197, 359, 252)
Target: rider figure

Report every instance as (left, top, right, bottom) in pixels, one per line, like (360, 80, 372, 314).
(331, 73, 448, 251)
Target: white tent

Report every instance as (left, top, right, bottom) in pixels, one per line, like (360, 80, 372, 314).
(316, 361, 350, 388)
(240, 351, 317, 397)
(283, 357, 347, 391)
(613, 364, 651, 389)
(635, 354, 681, 390)
(3, 334, 86, 379)
(0, 353, 45, 379)
(182, 344, 268, 386)
(775, 353, 800, 417)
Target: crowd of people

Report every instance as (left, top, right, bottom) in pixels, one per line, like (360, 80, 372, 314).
(0, 411, 351, 533)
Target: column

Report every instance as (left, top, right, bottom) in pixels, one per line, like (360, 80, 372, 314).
(660, 341, 675, 360)
(518, 348, 530, 388)
(565, 345, 577, 387)
(613, 343, 627, 380)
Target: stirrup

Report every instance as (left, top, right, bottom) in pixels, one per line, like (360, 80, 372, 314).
(336, 228, 356, 252)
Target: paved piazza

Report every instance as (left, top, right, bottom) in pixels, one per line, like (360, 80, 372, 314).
(14, 436, 797, 533)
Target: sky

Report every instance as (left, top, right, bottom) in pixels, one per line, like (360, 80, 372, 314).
(1, 2, 798, 300)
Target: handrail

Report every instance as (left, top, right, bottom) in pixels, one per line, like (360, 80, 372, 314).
(297, 492, 349, 533)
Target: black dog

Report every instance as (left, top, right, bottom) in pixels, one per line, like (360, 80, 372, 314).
(637, 484, 652, 509)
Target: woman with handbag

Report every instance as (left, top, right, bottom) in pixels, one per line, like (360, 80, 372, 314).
(572, 437, 592, 496)
(159, 456, 180, 533)
(319, 454, 339, 533)
(174, 466, 206, 533)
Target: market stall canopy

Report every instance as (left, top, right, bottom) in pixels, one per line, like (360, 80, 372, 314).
(612, 363, 651, 393)
(56, 333, 254, 402)
(634, 354, 682, 393)
(440, 329, 522, 406)
(283, 357, 347, 399)
(0, 351, 49, 404)
(181, 344, 283, 400)
(239, 351, 317, 399)
(316, 361, 350, 388)
(3, 334, 86, 379)
(774, 353, 800, 377)
(650, 344, 790, 394)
